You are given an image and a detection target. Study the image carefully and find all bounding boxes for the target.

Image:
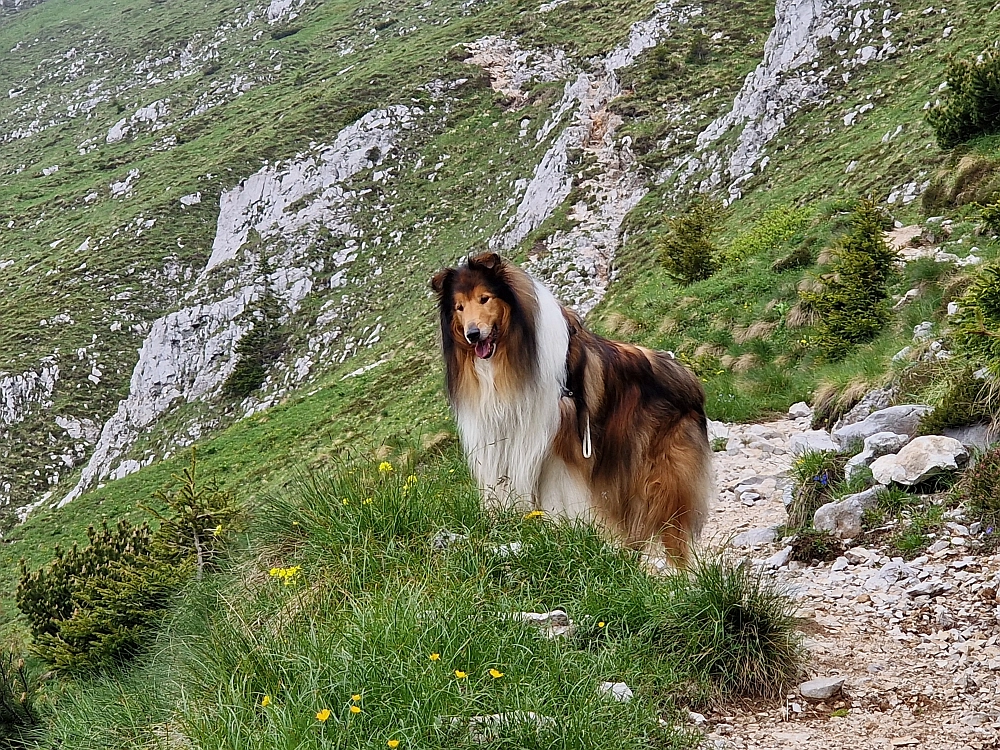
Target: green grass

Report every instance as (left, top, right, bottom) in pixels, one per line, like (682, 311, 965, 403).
(29, 451, 803, 749)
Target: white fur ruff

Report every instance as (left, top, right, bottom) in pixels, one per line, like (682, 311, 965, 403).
(453, 279, 587, 516)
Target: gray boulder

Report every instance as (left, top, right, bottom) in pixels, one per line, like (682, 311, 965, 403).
(790, 430, 839, 456)
(832, 405, 932, 449)
(799, 676, 845, 699)
(844, 431, 910, 481)
(813, 486, 886, 539)
(870, 435, 969, 486)
(943, 423, 998, 452)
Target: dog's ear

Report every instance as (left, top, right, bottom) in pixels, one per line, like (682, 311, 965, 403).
(468, 252, 502, 271)
(430, 268, 452, 296)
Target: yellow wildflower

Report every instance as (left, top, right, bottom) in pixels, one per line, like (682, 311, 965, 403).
(454, 670, 467, 679)
(213, 524, 223, 537)
(342, 497, 349, 505)
(316, 709, 331, 722)
(597, 621, 606, 628)
(261, 695, 271, 707)
(378, 461, 394, 473)
(405, 474, 417, 486)
(363, 497, 373, 505)
(351, 694, 361, 702)
(488, 669, 504, 679)
(388, 741, 400, 749)
(350, 705, 361, 714)
(429, 653, 440, 661)
(523, 510, 545, 520)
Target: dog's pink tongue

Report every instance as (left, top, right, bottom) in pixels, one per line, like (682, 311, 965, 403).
(475, 340, 491, 359)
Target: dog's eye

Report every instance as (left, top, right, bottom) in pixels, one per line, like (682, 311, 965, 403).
(480, 296, 489, 304)
(456, 304, 464, 312)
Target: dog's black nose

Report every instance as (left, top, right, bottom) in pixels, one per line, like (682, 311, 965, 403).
(466, 326, 481, 343)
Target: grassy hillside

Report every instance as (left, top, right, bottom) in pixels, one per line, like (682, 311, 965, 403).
(1, 0, 1000, 743)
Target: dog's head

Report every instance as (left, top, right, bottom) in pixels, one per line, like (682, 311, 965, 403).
(431, 252, 512, 361)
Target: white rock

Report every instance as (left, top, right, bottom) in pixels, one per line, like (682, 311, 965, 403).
(765, 546, 793, 569)
(788, 401, 813, 418)
(732, 527, 778, 547)
(598, 681, 634, 702)
(814, 486, 886, 539)
(845, 431, 910, 480)
(870, 435, 969, 485)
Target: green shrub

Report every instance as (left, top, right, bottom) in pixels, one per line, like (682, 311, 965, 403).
(223, 253, 288, 400)
(951, 264, 1000, 376)
(657, 198, 721, 284)
(953, 445, 1000, 523)
(890, 503, 944, 559)
(799, 196, 898, 360)
(919, 366, 996, 434)
(926, 50, 1000, 149)
(0, 649, 40, 746)
(723, 205, 811, 264)
(656, 556, 804, 698)
(979, 199, 1000, 234)
(789, 528, 843, 563)
(16, 453, 239, 673)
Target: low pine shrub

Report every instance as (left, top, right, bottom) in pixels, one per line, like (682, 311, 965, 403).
(0, 649, 40, 746)
(16, 452, 239, 674)
(657, 198, 721, 284)
(657, 556, 804, 698)
(926, 49, 1000, 149)
(798, 196, 898, 360)
(951, 264, 1000, 376)
(980, 200, 1000, 234)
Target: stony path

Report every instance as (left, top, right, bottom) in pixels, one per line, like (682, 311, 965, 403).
(700, 416, 1000, 750)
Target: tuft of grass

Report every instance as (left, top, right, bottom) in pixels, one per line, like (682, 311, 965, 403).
(787, 450, 849, 530)
(890, 503, 945, 559)
(952, 445, 1000, 525)
(654, 556, 805, 700)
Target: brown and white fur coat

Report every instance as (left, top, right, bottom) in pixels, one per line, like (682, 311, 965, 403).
(431, 252, 711, 562)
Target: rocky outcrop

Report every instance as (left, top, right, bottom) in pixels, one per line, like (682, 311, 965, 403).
(57, 107, 418, 508)
(844, 431, 909, 480)
(814, 486, 885, 539)
(0, 362, 59, 426)
(489, 1, 702, 314)
(666, 0, 900, 201)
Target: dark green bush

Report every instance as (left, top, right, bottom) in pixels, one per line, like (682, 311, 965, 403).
(951, 264, 1000, 376)
(980, 199, 1000, 234)
(926, 50, 1000, 149)
(657, 197, 721, 284)
(223, 273, 288, 400)
(0, 649, 40, 746)
(16, 453, 239, 674)
(799, 196, 898, 360)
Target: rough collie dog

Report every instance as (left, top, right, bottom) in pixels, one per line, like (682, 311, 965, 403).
(431, 252, 712, 562)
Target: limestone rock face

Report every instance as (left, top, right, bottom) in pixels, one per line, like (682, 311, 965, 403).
(0, 363, 59, 426)
(832, 405, 932, 449)
(870, 436, 969, 486)
(58, 107, 417, 507)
